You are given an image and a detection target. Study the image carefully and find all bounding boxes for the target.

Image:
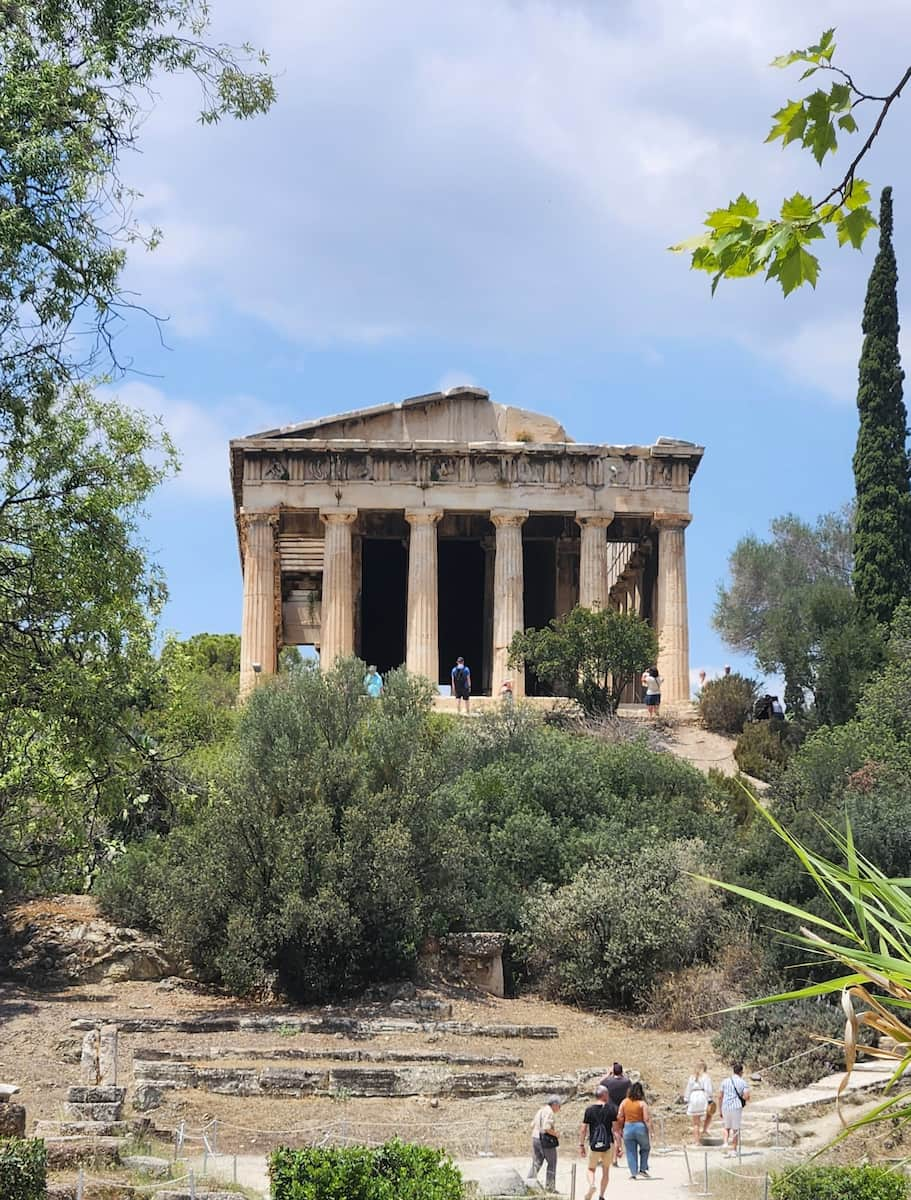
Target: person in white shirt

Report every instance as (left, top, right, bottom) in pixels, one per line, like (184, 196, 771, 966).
(528, 1095, 561, 1190)
(684, 1059, 714, 1143)
(641, 666, 663, 719)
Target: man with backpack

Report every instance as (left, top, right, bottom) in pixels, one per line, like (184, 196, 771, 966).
(718, 1061, 751, 1157)
(579, 1084, 619, 1200)
(451, 656, 471, 713)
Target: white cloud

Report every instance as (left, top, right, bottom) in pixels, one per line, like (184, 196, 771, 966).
(111, 0, 911, 365)
(107, 381, 282, 499)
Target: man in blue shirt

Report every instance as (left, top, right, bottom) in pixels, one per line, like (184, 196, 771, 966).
(451, 657, 471, 713)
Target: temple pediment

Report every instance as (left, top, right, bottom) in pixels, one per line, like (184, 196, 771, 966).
(247, 386, 571, 445)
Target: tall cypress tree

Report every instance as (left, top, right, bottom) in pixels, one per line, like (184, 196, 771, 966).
(852, 186, 911, 624)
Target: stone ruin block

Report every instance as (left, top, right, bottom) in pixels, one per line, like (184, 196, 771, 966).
(327, 1067, 401, 1097)
(514, 1073, 578, 1097)
(63, 1102, 124, 1123)
(194, 1067, 261, 1096)
(443, 1071, 518, 1097)
(66, 1085, 125, 1105)
(0, 1104, 26, 1137)
(133, 1083, 164, 1113)
(80, 1025, 118, 1085)
(259, 1068, 329, 1096)
(440, 932, 507, 997)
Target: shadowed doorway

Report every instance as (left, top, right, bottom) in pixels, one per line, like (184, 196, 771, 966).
(523, 538, 556, 695)
(360, 538, 407, 675)
(438, 540, 486, 691)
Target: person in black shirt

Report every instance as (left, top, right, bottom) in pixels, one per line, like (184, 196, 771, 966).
(578, 1085, 619, 1200)
(599, 1063, 630, 1164)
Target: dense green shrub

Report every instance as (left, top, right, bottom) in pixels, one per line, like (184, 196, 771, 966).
(269, 1140, 463, 1200)
(0, 1138, 47, 1200)
(713, 1000, 873, 1089)
(518, 840, 722, 1009)
(771, 1166, 909, 1200)
(97, 660, 730, 1001)
(699, 673, 760, 734)
(734, 722, 791, 781)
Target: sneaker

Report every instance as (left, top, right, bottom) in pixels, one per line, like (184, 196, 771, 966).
(639, 1171, 651, 1179)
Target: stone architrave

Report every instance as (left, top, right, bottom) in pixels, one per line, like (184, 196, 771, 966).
(491, 509, 528, 697)
(405, 509, 443, 684)
(576, 512, 613, 610)
(239, 511, 278, 696)
(319, 508, 358, 666)
(655, 512, 692, 705)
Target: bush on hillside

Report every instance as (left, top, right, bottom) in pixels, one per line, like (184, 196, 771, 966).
(699, 673, 761, 734)
(734, 721, 792, 781)
(770, 1167, 909, 1200)
(269, 1141, 463, 1200)
(96, 661, 735, 1001)
(0, 1139, 46, 1200)
(713, 999, 873, 1089)
(518, 840, 722, 1009)
(645, 940, 761, 1031)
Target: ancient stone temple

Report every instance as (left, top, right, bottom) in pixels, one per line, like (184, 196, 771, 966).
(230, 387, 703, 703)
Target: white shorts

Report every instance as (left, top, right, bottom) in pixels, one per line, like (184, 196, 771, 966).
(722, 1105, 742, 1131)
(686, 1094, 708, 1117)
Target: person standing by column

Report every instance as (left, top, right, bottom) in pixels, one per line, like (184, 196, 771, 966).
(527, 1095, 561, 1192)
(641, 666, 662, 719)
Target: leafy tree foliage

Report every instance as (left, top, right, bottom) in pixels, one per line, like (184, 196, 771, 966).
(852, 187, 911, 625)
(714, 511, 884, 717)
(699, 672, 760, 734)
(673, 29, 906, 294)
(509, 606, 658, 714)
(0, 2, 274, 888)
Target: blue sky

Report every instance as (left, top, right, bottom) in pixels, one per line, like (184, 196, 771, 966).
(108, 0, 911, 686)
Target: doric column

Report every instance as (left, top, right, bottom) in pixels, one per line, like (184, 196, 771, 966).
(576, 512, 613, 609)
(239, 511, 279, 697)
(655, 512, 693, 705)
(405, 508, 443, 685)
(491, 509, 528, 697)
(319, 508, 358, 668)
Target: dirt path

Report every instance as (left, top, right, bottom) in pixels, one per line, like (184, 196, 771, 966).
(662, 724, 768, 789)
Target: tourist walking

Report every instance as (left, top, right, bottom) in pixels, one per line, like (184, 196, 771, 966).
(718, 1062, 750, 1156)
(600, 1063, 630, 1165)
(579, 1084, 619, 1200)
(618, 1081, 652, 1180)
(363, 665, 383, 698)
(641, 666, 662, 719)
(684, 1060, 714, 1143)
(451, 656, 471, 713)
(527, 1095, 561, 1192)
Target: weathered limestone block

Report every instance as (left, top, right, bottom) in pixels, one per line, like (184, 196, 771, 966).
(515, 1074, 578, 1097)
(132, 1083, 164, 1112)
(44, 1136, 123, 1168)
(441, 932, 507, 998)
(66, 1085, 125, 1104)
(0, 1104, 26, 1137)
(259, 1068, 329, 1096)
(64, 1102, 124, 1123)
(444, 1072, 518, 1097)
(327, 1068, 400, 1097)
(135, 1062, 198, 1085)
(35, 1120, 132, 1138)
(389, 998, 452, 1018)
(80, 1024, 119, 1085)
(122, 1155, 172, 1178)
(434, 1021, 558, 1039)
(195, 1067, 261, 1096)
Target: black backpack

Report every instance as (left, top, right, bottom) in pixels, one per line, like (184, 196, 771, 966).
(590, 1106, 612, 1151)
(453, 665, 469, 687)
